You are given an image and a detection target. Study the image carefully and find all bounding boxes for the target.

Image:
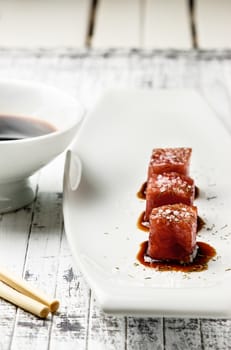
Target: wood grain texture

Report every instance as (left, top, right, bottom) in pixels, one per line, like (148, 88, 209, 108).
(0, 177, 38, 349)
(164, 318, 201, 350)
(127, 317, 163, 350)
(49, 235, 90, 350)
(0, 49, 230, 349)
(88, 296, 126, 350)
(10, 158, 64, 349)
(200, 319, 231, 350)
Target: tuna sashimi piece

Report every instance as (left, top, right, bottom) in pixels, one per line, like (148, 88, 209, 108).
(147, 204, 198, 263)
(145, 172, 195, 220)
(148, 147, 192, 178)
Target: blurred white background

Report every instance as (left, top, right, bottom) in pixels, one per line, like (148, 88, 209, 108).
(0, 0, 230, 49)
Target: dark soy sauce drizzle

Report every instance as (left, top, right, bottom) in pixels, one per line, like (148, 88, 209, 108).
(137, 211, 205, 233)
(137, 181, 200, 201)
(0, 115, 57, 141)
(137, 241, 216, 272)
(137, 182, 147, 199)
(137, 211, 149, 232)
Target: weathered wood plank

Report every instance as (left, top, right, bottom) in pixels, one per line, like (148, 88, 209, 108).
(92, 0, 141, 48)
(143, 0, 192, 49)
(196, 0, 231, 49)
(164, 318, 202, 350)
(88, 297, 126, 350)
(200, 319, 231, 350)
(9, 156, 64, 349)
(0, 0, 91, 47)
(48, 235, 90, 349)
(0, 176, 38, 349)
(4, 154, 90, 349)
(126, 317, 163, 350)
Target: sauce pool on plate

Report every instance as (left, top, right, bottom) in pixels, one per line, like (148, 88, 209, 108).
(137, 211, 205, 233)
(137, 240, 216, 272)
(137, 181, 200, 201)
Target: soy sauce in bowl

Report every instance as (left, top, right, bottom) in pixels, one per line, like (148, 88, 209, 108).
(0, 115, 57, 141)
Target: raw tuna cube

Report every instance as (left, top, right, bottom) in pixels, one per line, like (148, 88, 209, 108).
(145, 172, 195, 220)
(147, 204, 198, 263)
(148, 147, 192, 178)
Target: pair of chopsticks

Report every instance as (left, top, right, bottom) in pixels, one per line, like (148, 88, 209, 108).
(0, 266, 59, 318)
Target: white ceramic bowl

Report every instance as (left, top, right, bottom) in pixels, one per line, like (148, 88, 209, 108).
(0, 79, 84, 213)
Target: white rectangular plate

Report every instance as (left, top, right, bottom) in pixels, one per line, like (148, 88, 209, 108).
(63, 89, 231, 317)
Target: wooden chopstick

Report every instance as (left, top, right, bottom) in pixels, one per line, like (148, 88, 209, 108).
(0, 282, 49, 318)
(0, 266, 60, 317)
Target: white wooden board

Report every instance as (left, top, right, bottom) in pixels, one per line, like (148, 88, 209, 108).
(92, 0, 141, 48)
(0, 0, 91, 47)
(143, 0, 191, 49)
(196, 0, 231, 49)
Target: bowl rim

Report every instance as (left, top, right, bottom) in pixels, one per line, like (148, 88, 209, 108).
(0, 78, 85, 144)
